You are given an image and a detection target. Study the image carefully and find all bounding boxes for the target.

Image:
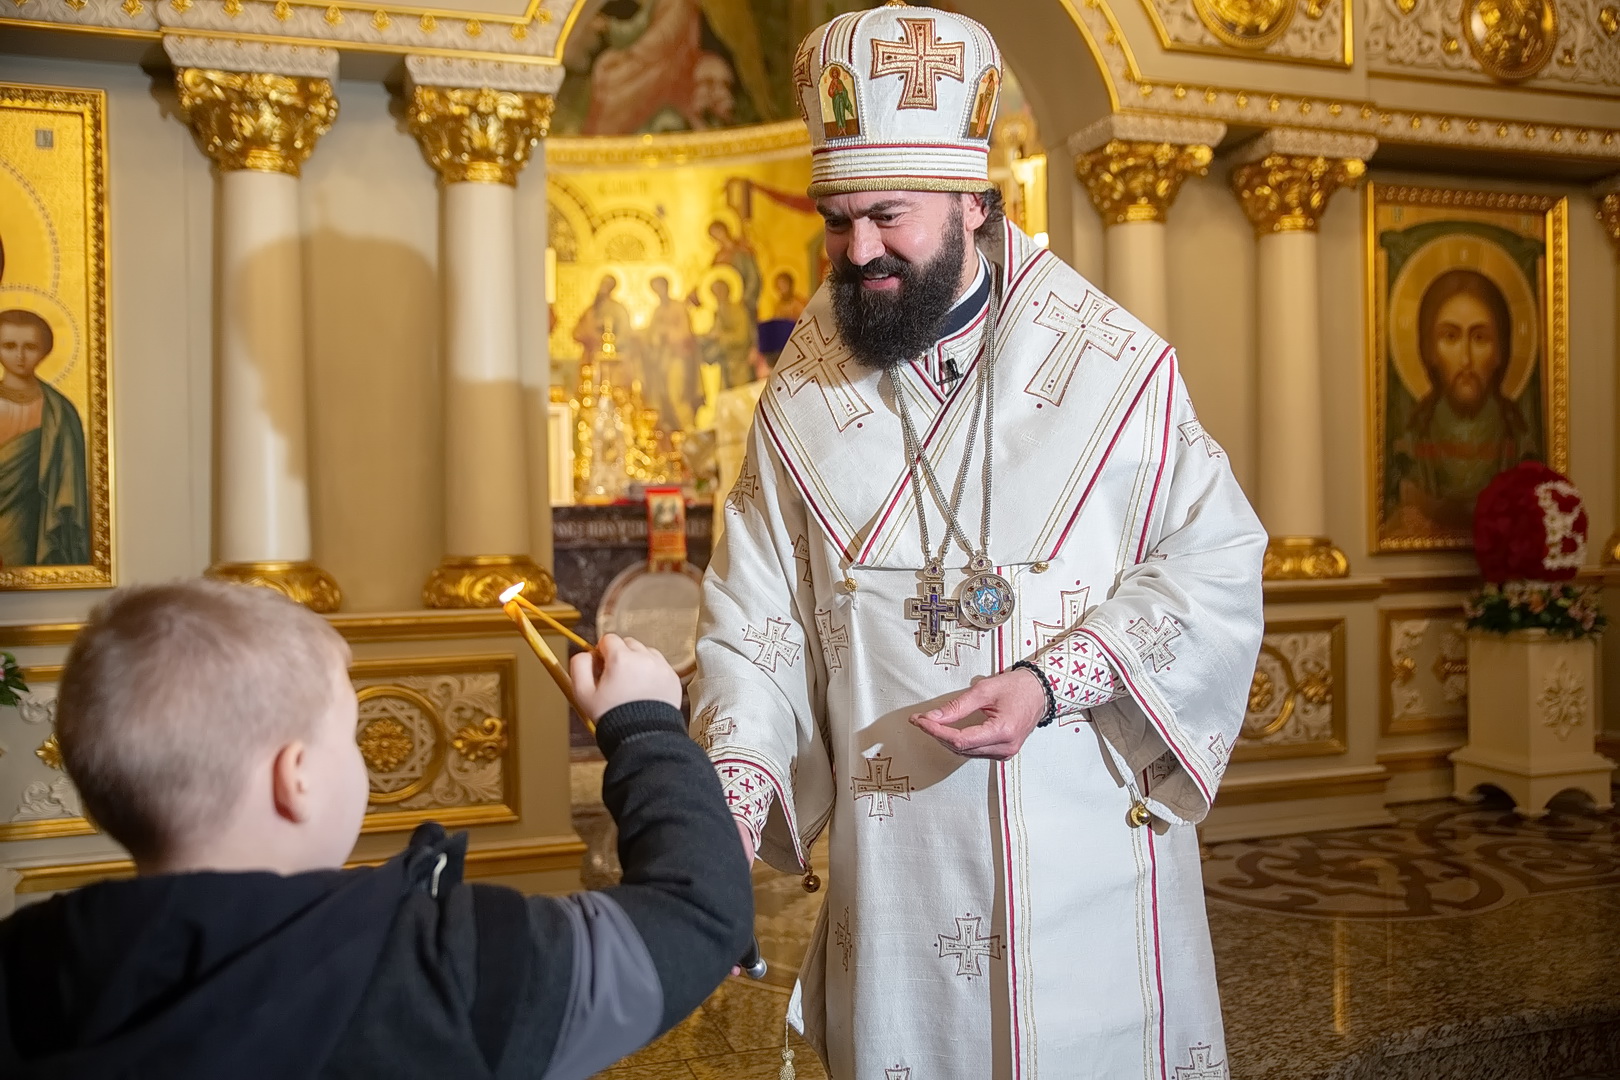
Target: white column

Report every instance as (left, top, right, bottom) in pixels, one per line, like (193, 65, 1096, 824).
(217, 170, 311, 561)
(442, 181, 528, 556)
(406, 57, 563, 608)
(1070, 116, 1225, 337)
(169, 39, 342, 611)
(1231, 130, 1375, 580)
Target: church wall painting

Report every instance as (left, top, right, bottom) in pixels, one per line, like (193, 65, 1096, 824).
(0, 85, 112, 589)
(1366, 184, 1568, 554)
(546, 131, 825, 435)
(553, 0, 877, 137)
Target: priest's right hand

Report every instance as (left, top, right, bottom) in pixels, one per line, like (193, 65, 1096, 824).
(570, 633, 682, 717)
(910, 667, 1047, 759)
(735, 817, 757, 864)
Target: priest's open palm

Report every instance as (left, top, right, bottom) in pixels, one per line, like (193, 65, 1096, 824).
(909, 668, 1048, 760)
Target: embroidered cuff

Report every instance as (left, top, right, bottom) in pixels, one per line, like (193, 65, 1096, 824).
(715, 760, 774, 849)
(1030, 629, 1125, 720)
(1012, 660, 1058, 728)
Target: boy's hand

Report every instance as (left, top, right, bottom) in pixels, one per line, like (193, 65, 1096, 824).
(571, 633, 681, 718)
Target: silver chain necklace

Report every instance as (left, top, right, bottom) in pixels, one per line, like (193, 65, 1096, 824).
(893, 275, 1014, 656)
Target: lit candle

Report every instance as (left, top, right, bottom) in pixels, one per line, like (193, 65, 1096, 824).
(500, 581, 595, 730)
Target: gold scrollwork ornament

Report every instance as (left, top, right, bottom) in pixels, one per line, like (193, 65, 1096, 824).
(175, 69, 338, 177)
(452, 716, 509, 761)
(1074, 140, 1215, 225)
(407, 86, 555, 186)
(423, 555, 557, 609)
(1461, 0, 1559, 82)
(1193, 0, 1296, 50)
(1261, 536, 1350, 580)
(206, 561, 342, 613)
(1231, 154, 1366, 234)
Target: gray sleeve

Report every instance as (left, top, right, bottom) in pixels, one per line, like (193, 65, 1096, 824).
(537, 892, 665, 1080)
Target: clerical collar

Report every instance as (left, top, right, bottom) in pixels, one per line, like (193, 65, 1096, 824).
(931, 254, 991, 388)
(941, 254, 990, 341)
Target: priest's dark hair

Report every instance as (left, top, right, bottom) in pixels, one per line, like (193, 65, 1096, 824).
(975, 186, 1006, 236)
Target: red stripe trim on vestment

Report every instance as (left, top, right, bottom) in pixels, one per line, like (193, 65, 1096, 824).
(1070, 627, 1213, 807)
(1134, 355, 1177, 564)
(995, 621, 1025, 1080)
(1145, 783, 1169, 1080)
(758, 404, 850, 560)
(812, 142, 991, 156)
(1047, 345, 1174, 560)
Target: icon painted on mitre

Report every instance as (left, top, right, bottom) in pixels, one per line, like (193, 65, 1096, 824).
(819, 63, 861, 139)
(964, 67, 1000, 140)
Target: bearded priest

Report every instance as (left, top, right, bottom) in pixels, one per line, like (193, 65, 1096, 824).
(690, 6, 1266, 1078)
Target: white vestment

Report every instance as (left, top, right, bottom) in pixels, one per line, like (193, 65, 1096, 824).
(692, 221, 1265, 1080)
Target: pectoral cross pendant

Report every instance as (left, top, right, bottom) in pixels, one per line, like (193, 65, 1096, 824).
(903, 562, 958, 656)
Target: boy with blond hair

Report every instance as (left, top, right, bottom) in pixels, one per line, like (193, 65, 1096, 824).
(0, 580, 754, 1079)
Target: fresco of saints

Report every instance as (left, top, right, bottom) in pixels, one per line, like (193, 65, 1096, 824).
(1389, 268, 1536, 536)
(701, 278, 756, 389)
(769, 270, 806, 321)
(575, 0, 773, 135)
(573, 274, 640, 386)
(707, 219, 763, 320)
(0, 309, 89, 566)
(645, 276, 702, 431)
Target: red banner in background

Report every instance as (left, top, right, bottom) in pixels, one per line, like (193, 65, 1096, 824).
(645, 487, 687, 571)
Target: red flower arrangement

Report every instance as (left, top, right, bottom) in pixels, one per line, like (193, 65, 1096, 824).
(1466, 462, 1604, 639)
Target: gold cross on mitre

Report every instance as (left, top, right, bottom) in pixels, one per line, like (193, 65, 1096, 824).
(870, 13, 966, 109)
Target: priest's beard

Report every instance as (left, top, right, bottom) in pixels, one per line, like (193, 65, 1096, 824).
(830, 210, 968, 370)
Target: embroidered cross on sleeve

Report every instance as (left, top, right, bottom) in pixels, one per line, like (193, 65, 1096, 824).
(1031, 630, 1124, 719)
(717, 760, 775, 849)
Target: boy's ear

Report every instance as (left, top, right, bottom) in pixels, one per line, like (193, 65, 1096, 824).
(270, 741, 310, 824)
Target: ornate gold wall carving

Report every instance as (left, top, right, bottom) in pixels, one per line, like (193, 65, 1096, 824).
(423, 554, 557, 609)
(406, 83, 554, 185)
(1262, 536, 1351, 580)
(1601, 190, 1620, 251)
(351, 655, 521, 832)
(1381, 606, 1470, 735)
(206, 560, 342, 612)
(1232, 153, 1367, 234)
(174, 66, 337, 175)
(1368, 0, 1620, 89)
(1074, 139, 1215, 224)
(1236, 618, 1346, 760)
(0, 656, 522, 843)
(1143, 0, 1351, 66)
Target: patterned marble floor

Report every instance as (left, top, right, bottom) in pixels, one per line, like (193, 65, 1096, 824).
(574, 763, 1620, 1080)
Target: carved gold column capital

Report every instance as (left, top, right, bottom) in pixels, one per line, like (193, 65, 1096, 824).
(424, 554, 557, 609)
(174, 69, 338, 177)
(1231, 153, 1366, 235)
(1229, 130, 1376, 235)
(1074, 140, 1215, 225)
(206, 561, 343, 612)
(1262, 536, 1350, 580)
(406, 85, 555, 186)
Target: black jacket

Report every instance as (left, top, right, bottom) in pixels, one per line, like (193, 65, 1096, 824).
(0, 700, 754, 1079)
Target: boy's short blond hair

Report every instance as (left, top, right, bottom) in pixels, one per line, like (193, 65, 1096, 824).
(56, 580, 352, 862)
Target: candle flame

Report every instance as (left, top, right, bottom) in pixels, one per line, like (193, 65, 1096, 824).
(499, 582, 526, 604)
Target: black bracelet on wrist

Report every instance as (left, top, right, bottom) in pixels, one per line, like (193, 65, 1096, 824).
(1012, 659, 1059, 728)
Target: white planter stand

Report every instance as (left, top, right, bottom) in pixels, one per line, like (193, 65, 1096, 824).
(1452, 630, 1615, 817)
